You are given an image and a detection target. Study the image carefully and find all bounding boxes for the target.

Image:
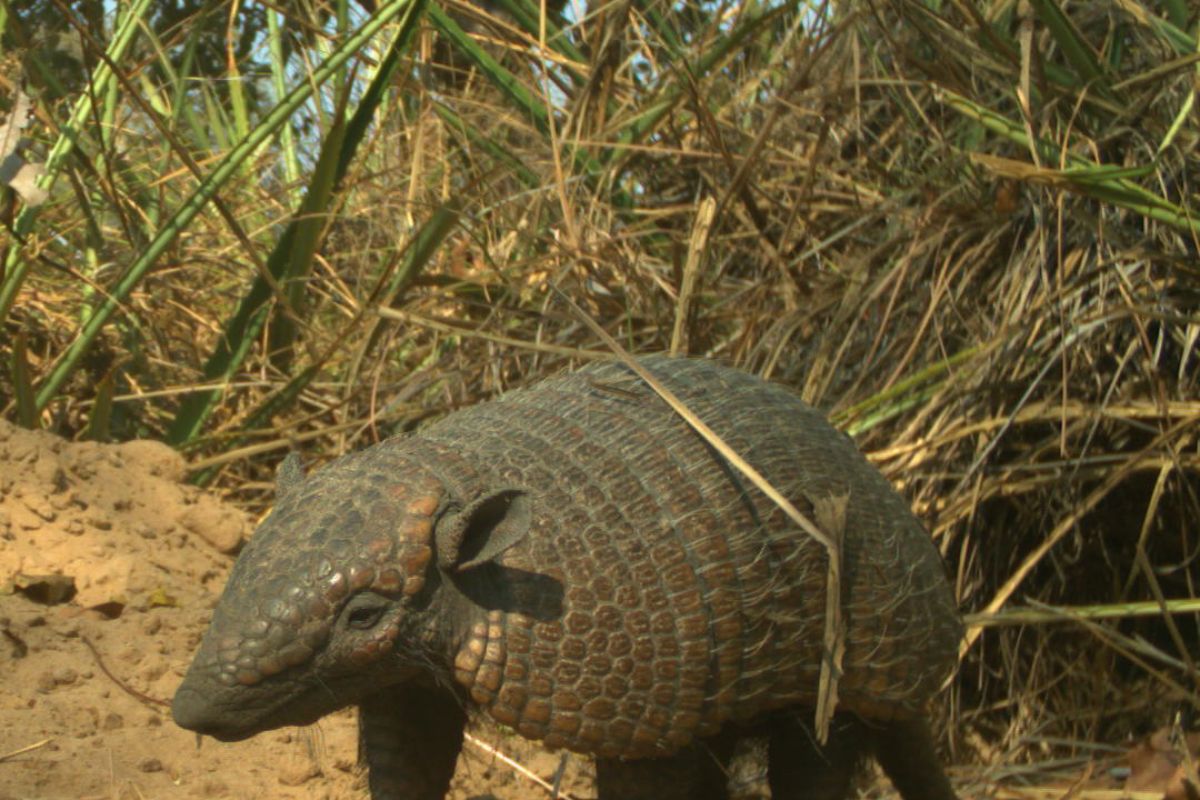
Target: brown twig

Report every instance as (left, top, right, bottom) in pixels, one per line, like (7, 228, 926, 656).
(81, 636, 170, 710)
(0, 738, 52, 763)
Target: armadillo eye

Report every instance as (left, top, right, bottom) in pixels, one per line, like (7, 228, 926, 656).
(347, 606, 385, 629)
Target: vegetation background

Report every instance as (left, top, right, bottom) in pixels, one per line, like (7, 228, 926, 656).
(2, 0, 1198, 793)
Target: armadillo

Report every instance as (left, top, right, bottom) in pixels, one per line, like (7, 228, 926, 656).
(172, 356, 961, 799)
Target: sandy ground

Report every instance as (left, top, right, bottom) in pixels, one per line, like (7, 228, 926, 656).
(0, 419, 595, 800)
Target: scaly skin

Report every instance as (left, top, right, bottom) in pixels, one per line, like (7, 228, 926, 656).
(173, 356, 961, 799)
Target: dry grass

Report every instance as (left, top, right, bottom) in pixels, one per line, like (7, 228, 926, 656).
(3, 0, 1198, 793)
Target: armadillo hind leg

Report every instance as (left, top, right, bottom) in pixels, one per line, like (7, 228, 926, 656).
(595, 731, 737, 800)
(871, 717, 959, 800)
(766, 713, 861, 800)
(358, 685, 466, 800)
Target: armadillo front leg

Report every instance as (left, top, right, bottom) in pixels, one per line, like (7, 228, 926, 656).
(358, 685, 466, 799)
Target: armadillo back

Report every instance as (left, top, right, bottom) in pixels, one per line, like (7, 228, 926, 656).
(410, 356, 960, 758)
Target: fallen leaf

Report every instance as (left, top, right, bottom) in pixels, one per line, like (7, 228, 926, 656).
(147, 587, 178, 608)
(1127, 726, 1200, 800)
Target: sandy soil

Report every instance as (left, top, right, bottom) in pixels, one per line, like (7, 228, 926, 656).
(0, 419, 594, 800)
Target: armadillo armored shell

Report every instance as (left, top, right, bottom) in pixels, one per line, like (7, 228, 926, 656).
(411, 356, 961, 758)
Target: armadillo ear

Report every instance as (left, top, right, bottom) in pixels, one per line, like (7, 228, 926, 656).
(435, 489, 531, 572)
(276, 452, 306, 497)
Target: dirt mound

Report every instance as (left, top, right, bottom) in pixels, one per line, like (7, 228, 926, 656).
(0, 420, 590, 799)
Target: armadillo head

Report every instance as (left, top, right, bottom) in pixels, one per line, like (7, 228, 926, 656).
(172, 449, 530, 741)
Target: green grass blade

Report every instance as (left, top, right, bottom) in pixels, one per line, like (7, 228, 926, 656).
(165, 304, 267, 446)
(265, 110, 349, 369)
(10, 332, 38, 430)
(1161, 0, 1188, 28)
(631, 0, 686, 59)
(427, 3, 609, 180)
(190, 199, 458, 480)
(34, 0, 422, 416)
(225, 24, 251, 147)
(267, 7, 303, 197)
(85, 371, 115, 442)
(433, 102, 541, 188)
(383, 201, 462, 302)
(426, 3, 552, 136)
(167, 6, 215, 151)
(0, 0, 155, 322)
(1158, 84, 1195, 157)
(939, 89, 1199, 233)
(188, 365, 320, 485)
(166, 0, 427, 445)
(1118, 3, 1195, 55)
(613, 4, 792, 155)
(1027, 0, 1116, 99)
(339, 0, 429, 177)
(489, 0, 586, 67)
(833, 347, 982, 435)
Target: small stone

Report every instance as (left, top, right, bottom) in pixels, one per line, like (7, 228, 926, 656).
(199, 779, 229, 795)
(277, 758, 320, 787)
(65, 519, 85, 536)
(12, 574, 76, 605)
(137, 757, 163, 773)
(139, 662, 166, 682)
(53, 667, 78, 686)
(180, 494, 247, 554)
(101, 712, 124, 730)
(116, 439, 187, 481)
(73, 556, 132, 610)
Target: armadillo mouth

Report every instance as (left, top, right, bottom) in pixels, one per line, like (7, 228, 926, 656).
(171, 680, 332, 741)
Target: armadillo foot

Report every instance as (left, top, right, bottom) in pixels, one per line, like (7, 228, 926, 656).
(766, 712, 959, 800)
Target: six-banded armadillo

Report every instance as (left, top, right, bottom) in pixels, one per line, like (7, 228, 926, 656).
(172, 356, 961, 799)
